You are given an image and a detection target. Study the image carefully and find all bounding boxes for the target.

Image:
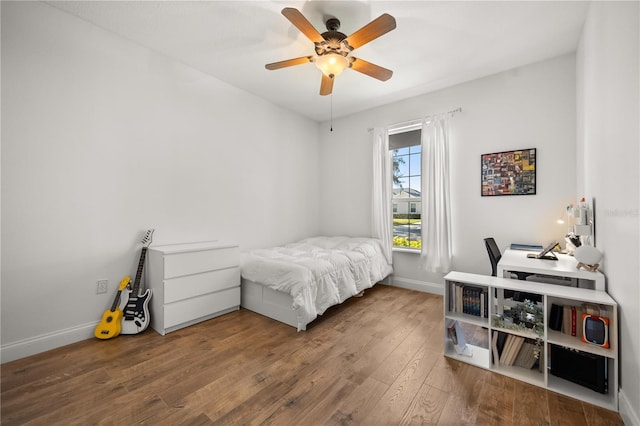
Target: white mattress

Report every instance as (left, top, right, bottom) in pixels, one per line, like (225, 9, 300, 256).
(240, 236, 393, 330)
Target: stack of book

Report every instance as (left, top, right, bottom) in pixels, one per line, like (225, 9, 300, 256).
(448, 281, 489, 318)
(491, 331, 538, 369)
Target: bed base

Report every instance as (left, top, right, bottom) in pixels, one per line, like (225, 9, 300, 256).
(240, 279, 306, 331)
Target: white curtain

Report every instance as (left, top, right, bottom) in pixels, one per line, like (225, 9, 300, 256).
(420, 115, 452, 272)
(371, 127, 393, 264)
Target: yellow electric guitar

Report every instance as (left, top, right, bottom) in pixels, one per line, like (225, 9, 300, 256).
(94, 276, 131, 340)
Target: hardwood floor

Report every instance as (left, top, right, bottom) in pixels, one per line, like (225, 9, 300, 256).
(1, 285, 624, 425)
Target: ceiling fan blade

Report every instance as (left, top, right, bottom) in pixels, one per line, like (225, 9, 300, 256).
(344, 14, 396, 50)
(320, 74, 334, 96)
(281, 8, 325, 44)
(349, 57, 393, 81)
(265, 56, 313, 70)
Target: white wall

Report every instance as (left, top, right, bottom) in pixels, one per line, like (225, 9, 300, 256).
(319, 54, 577, 291)
(1, 2, 320, 361)
(577, 2, 639, 423)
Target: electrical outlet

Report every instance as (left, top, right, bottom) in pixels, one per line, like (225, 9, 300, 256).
(96, 279, 108, 294)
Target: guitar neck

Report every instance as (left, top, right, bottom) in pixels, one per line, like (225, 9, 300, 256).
(131, 247, 149, 295)
(110, 277, 131, 312)
(110, 291, 122, 312)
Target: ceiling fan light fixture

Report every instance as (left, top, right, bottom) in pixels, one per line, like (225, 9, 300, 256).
(266, 8, 396, 95)
(315, 53, 349, 78)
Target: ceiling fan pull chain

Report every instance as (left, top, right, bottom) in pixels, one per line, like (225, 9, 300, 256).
(330, 92, 333, 132)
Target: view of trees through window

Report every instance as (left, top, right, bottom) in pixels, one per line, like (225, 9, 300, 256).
(391, 130, 422, 249)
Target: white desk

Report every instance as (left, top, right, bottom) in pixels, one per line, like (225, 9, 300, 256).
(497, 249, 605, 291)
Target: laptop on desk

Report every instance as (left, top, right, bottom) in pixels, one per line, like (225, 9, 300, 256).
(527, 241, 560, 260)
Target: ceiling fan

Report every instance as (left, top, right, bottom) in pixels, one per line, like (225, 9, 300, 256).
(265, 8, 396, 96)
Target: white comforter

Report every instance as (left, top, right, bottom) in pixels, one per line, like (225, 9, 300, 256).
(240, 236, 393, 330)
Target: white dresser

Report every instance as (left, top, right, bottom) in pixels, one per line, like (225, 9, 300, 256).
(147, 241, 240, 335)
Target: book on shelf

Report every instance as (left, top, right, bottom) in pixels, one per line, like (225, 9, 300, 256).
(561, 304, 585, 339)
(491, 331, 507, 365)
(499, 335, 512, 366)
(448, 282, 488, 318)
(583, 302, 606, 316)
(527, 346, 538, 369)
(513, 342, 528, 368)
(513, 341, 538, 370)
(491, 331, 500, 365)
(549, 303, 563, 331)
(499, 334, 514, 365)
(506, 335, 520, 366)
(506, 336, 525, 366)
(447, 320, 473, 357)
(511, 337, 526, 366)
(562, 305, 572, 335)
(463, 286, 481, 316)
(446, 319, 458, 346)
(448, 282, 456, 312)
(456, 283, 463, 313)
(494, 331, 535, 369)
(482, 289, 488, 318)
(454, 282, 462, 313)
(513, 341, 530, 368)
(497, 332, 508, 352)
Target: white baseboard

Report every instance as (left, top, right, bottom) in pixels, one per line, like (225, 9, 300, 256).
(1, 322, 96, 363)
(385, 276, 444, 295)
(619, 389, 639, 426)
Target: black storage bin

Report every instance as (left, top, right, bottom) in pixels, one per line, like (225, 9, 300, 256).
(550, 345, 607, 394)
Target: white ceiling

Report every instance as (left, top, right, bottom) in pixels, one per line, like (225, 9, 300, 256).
(47, 1, 589, 122)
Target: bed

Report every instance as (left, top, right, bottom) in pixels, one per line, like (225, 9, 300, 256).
(240, 236, 393, 331)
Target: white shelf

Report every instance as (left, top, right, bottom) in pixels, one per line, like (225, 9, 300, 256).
(443, 271, 618, 412)
(548, 371, 617, 409)
(446, 271, 610, 302)
(547, 329, 615, 359)
(492, 363, 544, 387)
(492, 326, 539, 341)
(444, 341, 490, 369)
(445, 312, 488, 328)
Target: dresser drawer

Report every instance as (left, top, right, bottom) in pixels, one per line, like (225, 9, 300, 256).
(163, 246, 239, 279)
(164, 286, 240, 329)
(164, 267, 240, 304)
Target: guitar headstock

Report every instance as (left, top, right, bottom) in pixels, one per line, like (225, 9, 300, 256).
(141, 229, 155, 247)
(118, 276, 132, 290)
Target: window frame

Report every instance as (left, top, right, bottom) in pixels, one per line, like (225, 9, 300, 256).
(389, 124, 422, 252)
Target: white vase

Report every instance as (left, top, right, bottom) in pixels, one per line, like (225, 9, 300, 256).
(574, 245, 602, 265)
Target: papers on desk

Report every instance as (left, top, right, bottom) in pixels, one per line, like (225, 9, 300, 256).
(510, 243, 543, 251)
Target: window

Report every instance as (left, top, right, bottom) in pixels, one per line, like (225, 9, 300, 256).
(390, 128, 422, 249)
